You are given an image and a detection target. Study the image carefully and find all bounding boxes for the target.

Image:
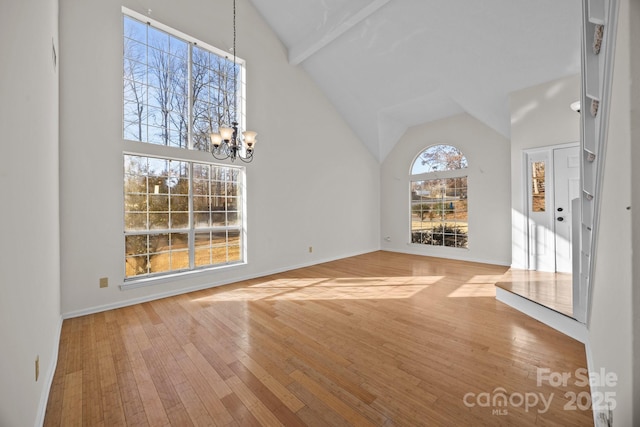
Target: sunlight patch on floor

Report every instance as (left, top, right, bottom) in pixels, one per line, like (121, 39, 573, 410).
(193, 276, 444, 302)
(269, 284, 429, 301)
(447, 283, 496, 298)
(465, 275, 506, 284)
(249, 278, 327, 288)
(447, 275, 500, 298)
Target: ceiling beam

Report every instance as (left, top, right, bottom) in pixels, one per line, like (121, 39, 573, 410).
(288, 0, 391, 66)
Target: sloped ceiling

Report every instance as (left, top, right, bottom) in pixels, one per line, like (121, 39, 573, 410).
(249, 0, 581, 161)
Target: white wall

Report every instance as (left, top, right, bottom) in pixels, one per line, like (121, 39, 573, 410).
(0, 0, 61, 425)
(58, 0, 380, 316)
(631, 0, 640, 420)
(380, 113, 511, 266)
(587, 0, 634, 424)
(509, 75, 581, 269)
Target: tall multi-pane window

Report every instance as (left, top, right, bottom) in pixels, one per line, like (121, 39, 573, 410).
(122, 9, 246, 281)
(410, 145, 468, 248)
(124, 156, 243, 279)
(123, 14, 241, 148)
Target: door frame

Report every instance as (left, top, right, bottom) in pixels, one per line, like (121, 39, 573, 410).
(522, 142, 579, 272)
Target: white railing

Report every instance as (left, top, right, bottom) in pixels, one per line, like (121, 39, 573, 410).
(577, 0, 620, 323)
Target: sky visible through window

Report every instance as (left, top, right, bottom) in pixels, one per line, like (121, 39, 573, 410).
(411, 145, 468, 248)
(411, 144, 468, 175)
(123, 15, 240, 151)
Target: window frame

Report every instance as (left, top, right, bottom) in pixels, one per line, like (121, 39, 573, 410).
(121, 7, 248, 288)
(409, 145, 469, 249)
(122, 7, 248, 149)
(123, 152, 247, 286)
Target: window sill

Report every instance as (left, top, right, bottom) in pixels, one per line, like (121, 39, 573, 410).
(408, 243, 469, 251)
(120, 261, 246, 291)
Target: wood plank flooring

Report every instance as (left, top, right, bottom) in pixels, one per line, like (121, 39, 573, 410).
(45, 251, 593, 426)
(496, 270, 573, 317)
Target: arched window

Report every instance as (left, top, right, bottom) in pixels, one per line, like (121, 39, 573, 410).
(410, 145, 468, 248)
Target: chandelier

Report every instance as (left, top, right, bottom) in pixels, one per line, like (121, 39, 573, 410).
(210, 122, 257, 163)
(210, 0, 257, 163)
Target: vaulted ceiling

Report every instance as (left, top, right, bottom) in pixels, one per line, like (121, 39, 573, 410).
(248, 0, 581, 161)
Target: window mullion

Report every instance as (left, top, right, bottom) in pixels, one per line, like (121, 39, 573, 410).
(188, 163, 195, 269)
(123, 12, 247, 282)
(187, 43, 193, 150)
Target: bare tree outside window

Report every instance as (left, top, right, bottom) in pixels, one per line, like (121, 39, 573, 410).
(191, 46, 238, 151)
(123, 22, 147, 141)
(123, 15, 239, 150)
(124, 155, 243, 279)
(122, 13, 246, 281)
(411, 144, 468, 174)
(410, 145, 469, 248)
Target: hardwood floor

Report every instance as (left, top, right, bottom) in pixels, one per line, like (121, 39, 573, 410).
(496, 270, 573, 317)
(45, 251, 593, 426)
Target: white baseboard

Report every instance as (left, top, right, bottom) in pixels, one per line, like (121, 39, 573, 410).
(495, 287, 588, 343)
(35, 315, 63, 427)
(382, 246, 511, 267)
(62, 248, 377, 319)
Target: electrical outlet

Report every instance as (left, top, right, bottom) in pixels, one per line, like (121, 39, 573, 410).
(99, 277, 108, 288)
(35, 356, 40, 382)
(308, 246, 313, 253)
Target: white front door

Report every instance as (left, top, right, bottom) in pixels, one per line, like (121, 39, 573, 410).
(553, 146, 580, 273)
(527, 150, 555, 271)
(526, 145, 580, 273)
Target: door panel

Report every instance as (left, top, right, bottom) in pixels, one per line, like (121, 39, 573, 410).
(553, 146, 580, 273)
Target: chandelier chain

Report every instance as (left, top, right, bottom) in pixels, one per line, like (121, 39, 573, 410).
(209, 0, 257, 163)
(233, 0, 237, 123)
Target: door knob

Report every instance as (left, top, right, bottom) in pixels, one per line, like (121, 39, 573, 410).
(557, 217, 564, 222)
(557, 207, 564, 212)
